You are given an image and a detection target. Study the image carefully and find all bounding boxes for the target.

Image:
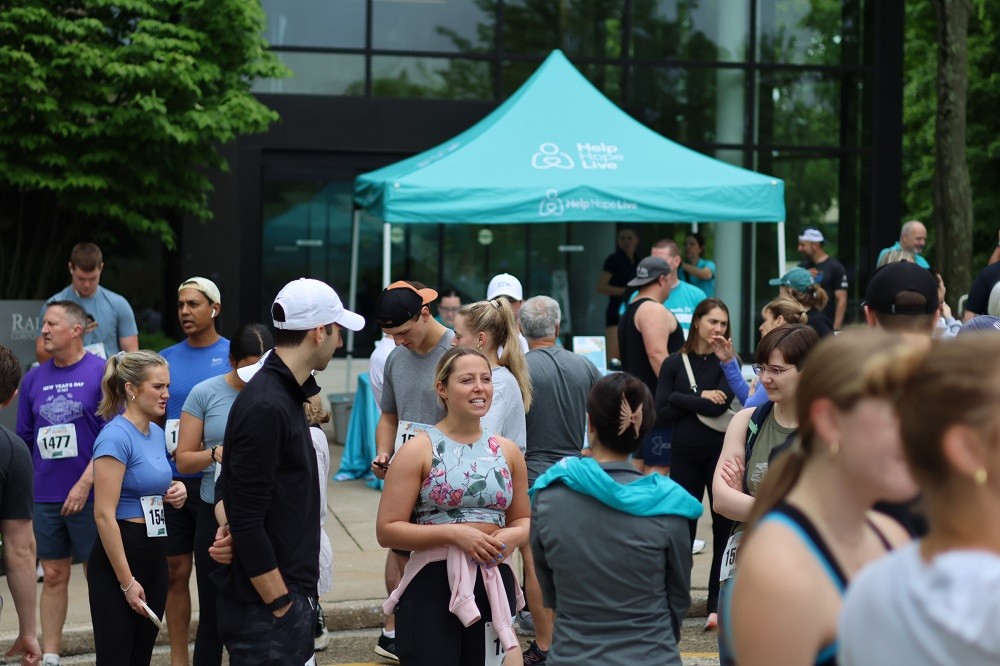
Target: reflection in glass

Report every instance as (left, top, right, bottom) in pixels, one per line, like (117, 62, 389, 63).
(252, 52, 365, 95)
(367, 57, 493, 99)
(503, 0, 625, 58)
(373, 0, 496, 53)
(631, 0, 749, 61)
(261, 0, 365, 49)
(503, 61, 622, 101)
(757, 71, 841, 146)
(757, 0, 864, 66)
(629, 66, 742, 145)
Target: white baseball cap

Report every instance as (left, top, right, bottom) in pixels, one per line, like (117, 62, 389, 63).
(798, 228, 825, 243)
(272, 278, 364, 332)
(179, 277, 222, 304)
(486, 273, 524, 301)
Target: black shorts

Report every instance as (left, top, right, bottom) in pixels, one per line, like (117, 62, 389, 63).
(165, 477, 202, 557)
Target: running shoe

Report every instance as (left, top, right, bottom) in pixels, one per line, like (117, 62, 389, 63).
(692, 539, 706, 555)
(375, 633, 399, 662)
(522, 641, 548, 664)
(314, 605, 330, 652)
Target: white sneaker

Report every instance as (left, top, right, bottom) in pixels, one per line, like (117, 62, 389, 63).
(692, 539, 706, 555)
(41, 654, 60, 666)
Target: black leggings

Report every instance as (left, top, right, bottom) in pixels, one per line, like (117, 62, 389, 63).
(393, 560, 516, 666)
(671, 441, 735, 614)
(88, 520, 168, 665)
(193, 500, 224, 665)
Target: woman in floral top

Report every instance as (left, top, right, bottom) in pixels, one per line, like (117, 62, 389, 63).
(377, 346, 530, 665)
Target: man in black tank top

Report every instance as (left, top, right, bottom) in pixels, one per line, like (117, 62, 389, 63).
(618, 257, 680, 397)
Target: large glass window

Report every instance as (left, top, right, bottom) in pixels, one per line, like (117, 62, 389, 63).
(757, 70, 841, 147)
(253, 53, 365, 95)
(757, 0, 864, 66)
(371, 57, 493, 99)
(372, 0, 496, 53)
(503, 0, 626, 58)
(631, 0, 750, 62)
(261, 0, 366, 49)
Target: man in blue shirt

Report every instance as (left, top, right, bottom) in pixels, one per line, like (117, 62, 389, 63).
(877, 220, 930, 269)
(36, 242, 139, 362)
(159, 276, 230, 666)
(619, 239, 707, 339)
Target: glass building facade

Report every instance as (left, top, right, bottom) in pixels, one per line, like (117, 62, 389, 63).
(187, 0, 903, 358)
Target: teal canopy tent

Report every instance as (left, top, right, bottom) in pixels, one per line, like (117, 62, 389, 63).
(347, 50, 788, 357)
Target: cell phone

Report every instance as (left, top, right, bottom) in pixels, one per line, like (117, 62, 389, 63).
(373, 461, 389, 470)
(138, 599, 165, 630)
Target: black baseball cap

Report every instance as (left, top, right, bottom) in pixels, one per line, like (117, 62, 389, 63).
(627, 257, 672, 287)
(864, 261, 939, 315)
(375, 281, 438, 328)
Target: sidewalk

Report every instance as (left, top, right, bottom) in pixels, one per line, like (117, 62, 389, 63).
(0, 436, 712, 655)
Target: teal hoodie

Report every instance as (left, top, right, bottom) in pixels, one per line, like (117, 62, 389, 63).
(529, 457, 703, 520)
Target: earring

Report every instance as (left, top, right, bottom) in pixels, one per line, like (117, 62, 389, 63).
(129, 394, 135, 402)
(477, 342, 483, 351)
(975, 468, 988, 486)
(829, 440, 840, 458)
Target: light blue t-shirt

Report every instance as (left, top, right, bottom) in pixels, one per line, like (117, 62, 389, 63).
(160, 337, 230, 477)
(619, 281, 708, 339)
(93, 415, 172, 520)
(181, 374, 238, 503)
(681, 258, 716, 297)
(877, 241, 930, 268)
(40, 286, 139, 358)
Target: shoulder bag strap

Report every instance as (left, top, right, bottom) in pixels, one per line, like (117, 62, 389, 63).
(681, 353, 698, 393)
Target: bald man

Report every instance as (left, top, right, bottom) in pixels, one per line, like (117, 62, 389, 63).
(877, 220, 930, 269)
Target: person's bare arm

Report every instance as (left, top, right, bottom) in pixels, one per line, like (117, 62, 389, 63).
(833, 290, 848, 330)
(712, 409, 755, 522)
(175, 412, 213, 474)
(681, 261, 713, 279)
(61, 459, 94, 516)
(1, 518, 41, 663)
(636, 302, 672, 377)
(989, 231, 1000, 265)
(596, 271, 626, 297)
(93, 457, 149, 611)
(119, 335, 139, 353)
(371, 411, 399, 479)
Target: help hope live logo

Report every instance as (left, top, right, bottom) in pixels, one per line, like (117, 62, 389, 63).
(531, 142, 624, 170)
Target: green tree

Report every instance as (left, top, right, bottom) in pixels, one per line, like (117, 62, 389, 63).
(0, 0, 286, 298)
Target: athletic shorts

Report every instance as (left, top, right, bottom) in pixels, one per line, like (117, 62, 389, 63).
(165, 477, 202, 556)
(33, 500, 98, 562)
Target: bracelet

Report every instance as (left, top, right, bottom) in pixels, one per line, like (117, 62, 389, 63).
(210, 446, 219, 463)
(120, 577, 136, 593)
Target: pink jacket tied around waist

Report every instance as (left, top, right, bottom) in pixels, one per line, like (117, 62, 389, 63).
(383, 545, 525, 651)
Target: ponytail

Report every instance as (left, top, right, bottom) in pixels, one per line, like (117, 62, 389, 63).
(97, 351, 168, 420)
(458, 299, 533, 412)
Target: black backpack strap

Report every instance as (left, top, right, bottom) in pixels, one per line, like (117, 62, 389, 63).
(742, 401, 774, 495)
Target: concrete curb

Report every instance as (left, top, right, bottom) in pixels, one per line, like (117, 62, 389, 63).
(1, 593, 709, 657)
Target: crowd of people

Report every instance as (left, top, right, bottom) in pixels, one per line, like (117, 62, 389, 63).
(0, 225, 999, 666)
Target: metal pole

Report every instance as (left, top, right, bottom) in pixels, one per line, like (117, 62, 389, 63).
(344, 208, 362, 392)
(776, 220, 787, 276)
(382, 221, 392, 287)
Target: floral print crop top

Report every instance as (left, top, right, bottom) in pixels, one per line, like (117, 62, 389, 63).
(413, 426, 513, 527)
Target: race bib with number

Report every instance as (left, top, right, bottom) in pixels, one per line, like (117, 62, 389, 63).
(720, 531, 744, 582)
(140, 495, 167, 538)
(395, 421, 431, 453)
(37, 423, 79, 460)
(484, 621, 506, 666)
(165, 419, 180, 456)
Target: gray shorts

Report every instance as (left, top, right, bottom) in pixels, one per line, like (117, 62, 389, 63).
(33, 501, 98, 562)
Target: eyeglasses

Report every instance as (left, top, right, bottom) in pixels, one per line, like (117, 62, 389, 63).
(751, 364, 793, 378)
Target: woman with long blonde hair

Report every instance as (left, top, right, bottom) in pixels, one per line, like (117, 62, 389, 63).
(452, 299, 533, 451)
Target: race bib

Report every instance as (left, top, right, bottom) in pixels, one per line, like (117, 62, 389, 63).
(395, 421, 431, 453)
(140, 495, 167, 537)
(37, 423, 79, 460)
(165, 419, 180, 455)
(720, 531, 744, 582)
(484, 621, 505, 666)
(83, 342, 107, 360)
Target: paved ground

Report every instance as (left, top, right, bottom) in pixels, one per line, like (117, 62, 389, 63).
(0, 436, 718, 663)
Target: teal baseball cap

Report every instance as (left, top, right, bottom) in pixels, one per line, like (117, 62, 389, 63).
(769, 267, 815, 291)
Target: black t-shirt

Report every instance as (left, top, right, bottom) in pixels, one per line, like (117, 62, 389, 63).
(0, 424, 33, 520)
(807, 309, 835, 338)
(965, 262, 1000, 315)
(603, 249, 639, 324)
(799, 256, 848, 323)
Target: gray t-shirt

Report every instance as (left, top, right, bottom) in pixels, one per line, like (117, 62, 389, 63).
(181, 374, 238, 503)
(380, 328, 455, 425)
(524, 346, 601, 484)
(481, 366, 526, 452)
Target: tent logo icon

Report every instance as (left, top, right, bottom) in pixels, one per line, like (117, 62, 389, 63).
(532, 143, 575, 170)
(539, 190, 565, 217)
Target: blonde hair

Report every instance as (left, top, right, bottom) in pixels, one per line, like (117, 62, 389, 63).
(762, 297, 807, 325)
(783, 283, 829, 313)
(434, 347, 492, 410)
(457, 299, 533, 411)
(877, 248, 917, 268)
(305, 395, 331, 426)
(97, 351, 169, 420)
(748, 330, 918, 526)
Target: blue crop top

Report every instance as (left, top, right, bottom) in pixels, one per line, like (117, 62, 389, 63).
(93, 415, 173, 520)
(413, 426, 513, 526)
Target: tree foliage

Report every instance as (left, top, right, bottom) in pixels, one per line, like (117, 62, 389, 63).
(0, 0, 286, 298)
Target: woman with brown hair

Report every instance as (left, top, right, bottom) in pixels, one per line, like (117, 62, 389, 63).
(725, 330, 916, 665)
(840, 334, 1000, 663)
(655, 297, 737, 629)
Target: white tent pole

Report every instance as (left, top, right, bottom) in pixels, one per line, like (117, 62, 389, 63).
(382, 221, 392, 288)
(344, 208, 362, 392)
(691, 222, 699, 232)
(777, 221, 787, 276)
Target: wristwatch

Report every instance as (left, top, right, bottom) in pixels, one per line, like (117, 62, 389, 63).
(266, 593, 292, 613)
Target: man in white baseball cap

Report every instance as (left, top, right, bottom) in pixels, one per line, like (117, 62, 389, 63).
(214, 278, 363, 663)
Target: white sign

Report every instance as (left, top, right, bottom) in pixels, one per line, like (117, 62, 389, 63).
(537, 190, 638, 217)
(530, 142, 625, 170)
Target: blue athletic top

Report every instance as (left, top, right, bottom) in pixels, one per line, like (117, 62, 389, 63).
(93, 415, 173, 520)
(414, 426, 512, 527)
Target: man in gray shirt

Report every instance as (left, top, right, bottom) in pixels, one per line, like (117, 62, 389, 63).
(369, 280, 455, 662)
(518, 295, 601, 663)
